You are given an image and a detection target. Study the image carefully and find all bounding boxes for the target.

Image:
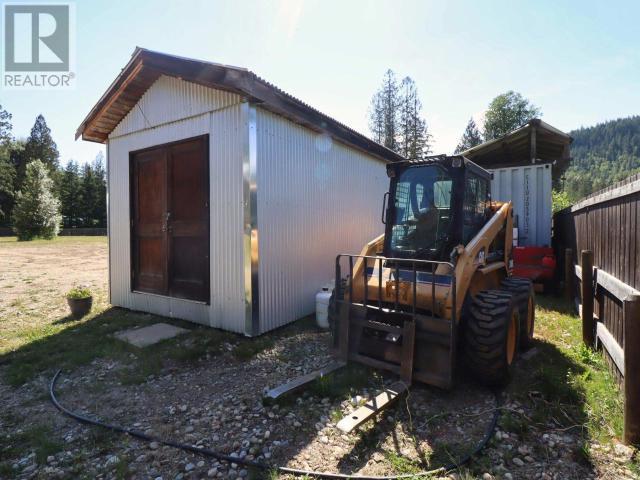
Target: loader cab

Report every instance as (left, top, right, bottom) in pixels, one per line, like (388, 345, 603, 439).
(383, 155, 492, 263)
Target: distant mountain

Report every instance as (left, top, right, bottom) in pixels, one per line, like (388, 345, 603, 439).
(564, 116, 640, 201)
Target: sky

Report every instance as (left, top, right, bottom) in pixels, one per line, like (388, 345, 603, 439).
(2, 0, 640, 165)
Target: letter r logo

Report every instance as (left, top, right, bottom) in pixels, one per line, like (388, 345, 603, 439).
(4, 4, 70, 72)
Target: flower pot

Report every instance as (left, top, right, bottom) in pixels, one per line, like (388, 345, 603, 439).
(66, 296, 93, 318)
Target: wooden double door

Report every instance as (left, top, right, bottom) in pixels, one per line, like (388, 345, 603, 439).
(130, 135, 210, 303)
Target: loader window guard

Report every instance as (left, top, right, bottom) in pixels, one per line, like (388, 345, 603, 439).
(335, 254, 457, 325)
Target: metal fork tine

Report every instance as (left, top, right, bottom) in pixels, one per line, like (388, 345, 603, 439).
(413, 261, 417, 316)
(378, 257, 383, 309)
(431, 262, 435, 316)
(363, 257, 368, 308)
(395, 263, 400, 310)
(349, 256, 353, 300)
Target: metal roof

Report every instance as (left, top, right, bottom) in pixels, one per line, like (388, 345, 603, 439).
(461, 119, 572, 170)
(75, 47, 405, 163)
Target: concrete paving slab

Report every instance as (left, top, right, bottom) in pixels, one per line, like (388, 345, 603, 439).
(115, 322, 188, 348)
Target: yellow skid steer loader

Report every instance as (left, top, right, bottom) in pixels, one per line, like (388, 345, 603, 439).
(266, 155, 534, 432)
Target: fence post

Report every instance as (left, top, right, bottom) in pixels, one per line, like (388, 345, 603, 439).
(564, 248, 573, 304)
(623, 294, 640, 445)
(581, 250, 595, 347)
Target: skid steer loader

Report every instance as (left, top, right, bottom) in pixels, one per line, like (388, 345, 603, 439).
(265, 155, 534, 432)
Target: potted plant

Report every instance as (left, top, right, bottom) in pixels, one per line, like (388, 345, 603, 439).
(66, 286, 93, 318)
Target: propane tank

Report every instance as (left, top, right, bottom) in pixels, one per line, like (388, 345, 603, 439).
(315, 287, 332, 329)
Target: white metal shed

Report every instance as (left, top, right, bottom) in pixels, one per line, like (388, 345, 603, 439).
(76, 48, 402, 335)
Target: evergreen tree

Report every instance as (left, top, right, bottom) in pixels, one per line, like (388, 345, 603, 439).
(398, 77, 431, 160)
(12, 160, 61, 240)
(58, 160, 83, 227)
(368, 70, 400, 151)
(455, 118, 483, 153)
(0, 147, 16, 222)
(0, 104, 13, 145)
(81, 162, 98, 227)
(92, 152, 107, 227)
(0, 105, 15, 222)
(369, 71, 432, 158)
(23, 114, 59, 178)
(483, 91, 541, 140)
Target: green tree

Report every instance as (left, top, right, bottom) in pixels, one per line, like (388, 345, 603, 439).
(0, 105, 15, 222)
(398, 76, 431, 160)
(455, 118, 483, 153)
(483, 91, 541, 140)
(369, 69, 400, 151)
(12, 160, 61, 240)
(0, 104, 13, 145)
(552, 189, 571, 213)
(23, 114, 59, 179)
(0, 148, 16, 222)
(58, 160, 83, 227)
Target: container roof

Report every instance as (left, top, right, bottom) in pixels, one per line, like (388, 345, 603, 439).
(75, 48, 405, 163)
(461, 119, 572, 170)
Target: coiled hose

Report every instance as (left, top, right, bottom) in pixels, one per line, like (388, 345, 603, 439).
(50, 369, 500, 479)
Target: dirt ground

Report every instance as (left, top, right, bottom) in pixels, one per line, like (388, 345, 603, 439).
(0, 237, 638, 480)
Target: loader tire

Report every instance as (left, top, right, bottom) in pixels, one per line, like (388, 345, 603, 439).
(501, 277, 535, 349)
(463, 290, 520, 386)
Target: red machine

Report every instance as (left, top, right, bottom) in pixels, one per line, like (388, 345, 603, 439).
(512, 246, 556, 282)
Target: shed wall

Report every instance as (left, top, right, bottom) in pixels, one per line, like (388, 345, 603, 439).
(489, 163, 552, 246)
(107, 77, 247, 333)
(255, 108, 388, 333)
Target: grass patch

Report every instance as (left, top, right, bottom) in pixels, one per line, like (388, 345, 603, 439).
(233, 336, 275, 361)
(3, 424, 63, 464)
(508, 295, 623, 446)
(2, 306, 234, 387)
(384, 451, 421, 474)
(309, 363, 375, 399)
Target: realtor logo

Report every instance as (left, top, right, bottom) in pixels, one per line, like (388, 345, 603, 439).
(2, 2, 76, 89)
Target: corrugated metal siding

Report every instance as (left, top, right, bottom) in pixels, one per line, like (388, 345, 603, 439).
(107, 92, 247, 331)
(489, 163, 552, 246)
(255, 108, 388, 333)
(111, 75, 241, 138)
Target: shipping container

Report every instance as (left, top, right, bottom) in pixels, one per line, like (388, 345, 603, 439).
(489, 163, 553, 247)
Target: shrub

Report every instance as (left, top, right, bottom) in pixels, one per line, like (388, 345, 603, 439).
(66, 286, 92, 299)
(12, 160, 61, 240)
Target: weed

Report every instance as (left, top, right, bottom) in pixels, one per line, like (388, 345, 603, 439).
(384, 451, 420, 474)
(233, 336, 275, 361)
(5, 425, 63, 464)
(330, 408, 344, 423)
(500, 411, 530, 438)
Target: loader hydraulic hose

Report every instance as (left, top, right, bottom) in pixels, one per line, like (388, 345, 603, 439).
(50, 369, 501, 479)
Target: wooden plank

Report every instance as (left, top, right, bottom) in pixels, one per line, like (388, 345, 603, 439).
(623, 295, 640, 445)
(575, 264, 582, 280)
(597, 269, 640, 302)
(581, 251, 595, 346)
(263, 361, 346, 402)
(399, 320, 416, 384)
(572, 177, 640, 212)
(336, 381, 408, 433)
(596, 322, 624, 375)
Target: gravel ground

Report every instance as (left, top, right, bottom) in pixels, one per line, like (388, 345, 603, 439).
(1, 326, 637, 480)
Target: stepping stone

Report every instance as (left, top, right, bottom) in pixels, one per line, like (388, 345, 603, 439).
(115, 322, 188, 347)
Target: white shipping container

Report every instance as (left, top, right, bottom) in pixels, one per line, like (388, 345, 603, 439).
(489, 163, 552, 247)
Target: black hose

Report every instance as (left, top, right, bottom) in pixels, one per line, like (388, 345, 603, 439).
(50, 369, 501, 479)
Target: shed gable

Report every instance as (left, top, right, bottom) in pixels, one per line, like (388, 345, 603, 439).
(110, 75, 243, 138)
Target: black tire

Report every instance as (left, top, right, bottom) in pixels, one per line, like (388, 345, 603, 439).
(501, 277, 535, 349)
(463, 290, 520, 386)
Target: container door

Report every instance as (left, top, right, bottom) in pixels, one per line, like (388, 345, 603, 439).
(131, 147, 168, 295)
(130, 136, 210, 303)
(167, 137, 210, 302)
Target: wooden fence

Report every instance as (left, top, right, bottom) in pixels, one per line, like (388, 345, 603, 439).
(554, 173, 640, 445)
